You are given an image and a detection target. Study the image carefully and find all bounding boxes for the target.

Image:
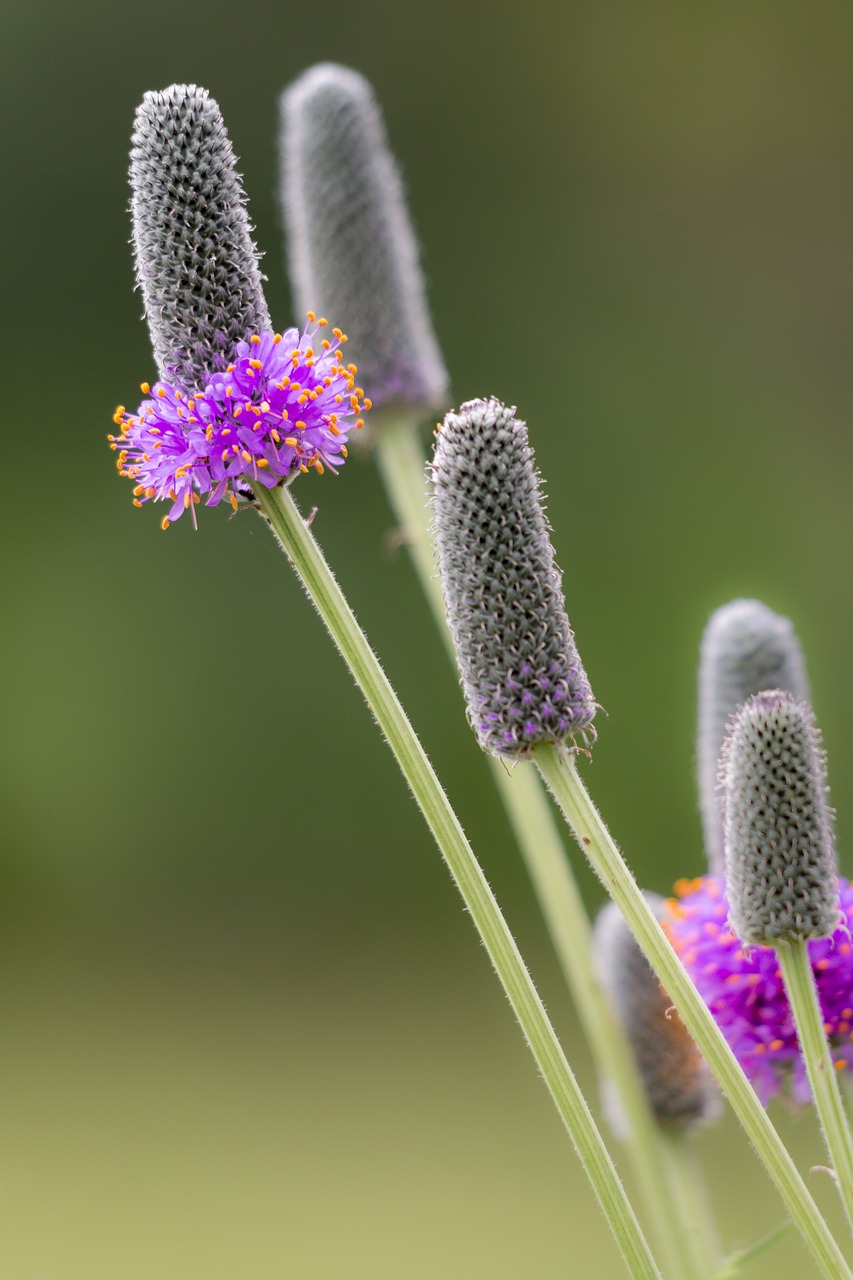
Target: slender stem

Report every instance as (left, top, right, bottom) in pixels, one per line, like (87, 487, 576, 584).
(714, 1220, 794, 1278)
(254, 481, 662, 1280)
(535, 743, 853, 1280)
(375, 415, 703, 1277)
(778, 941, 853, 1230)
(657, 1134, 721, 1277)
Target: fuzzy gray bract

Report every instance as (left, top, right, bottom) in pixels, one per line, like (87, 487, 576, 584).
(594, 896, 719, 1132)
(430, 398, 595, 758)
(697, 599, 809, 875)
(723, 691, 837, 944)
(131, 84, 270, 393)
(279, 63, 448, 417)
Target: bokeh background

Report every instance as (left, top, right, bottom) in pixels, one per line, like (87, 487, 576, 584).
(2, 1, 853, 1275)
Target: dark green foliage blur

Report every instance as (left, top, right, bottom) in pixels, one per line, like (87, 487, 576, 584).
(2, 1, 853, 1274)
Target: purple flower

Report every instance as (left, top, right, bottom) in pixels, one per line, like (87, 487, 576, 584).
(110, 319, 370, 528)
(662, 874, 853, 1105)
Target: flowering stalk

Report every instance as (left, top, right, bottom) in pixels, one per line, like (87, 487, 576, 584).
(723, 691, 853, 1230)
(534, 743, 852, 1280)
(252, 479, 662, 1280)
(278, 63, 690, 1267)
(377, 413, 705, 1280)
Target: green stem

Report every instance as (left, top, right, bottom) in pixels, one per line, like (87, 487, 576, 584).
(254, 481, 662, 1280)
(714, 1220, 794, 1278)
(535, 743, 853, 1280)
(777, 941, 853, 1231)
(658, 1133, 721, 1276)
(376, 415, 711, 1278)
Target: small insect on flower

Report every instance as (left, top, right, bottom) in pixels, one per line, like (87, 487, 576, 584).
(109, 318, 369, 528)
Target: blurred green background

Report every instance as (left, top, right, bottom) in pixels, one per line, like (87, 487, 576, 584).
(2, 0, 853, 1275)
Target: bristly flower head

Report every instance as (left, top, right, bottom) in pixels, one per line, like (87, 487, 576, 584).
(663, 875, 853, 1105)
(430, 398, 596, 757)
(279, 63, 449, 418)
(594, 895, 719, 1132)
(130, 84, 271, 392)
(698, 600, 809, 875)
(723, 691, 837, 946)
(110, 319, 369, 528)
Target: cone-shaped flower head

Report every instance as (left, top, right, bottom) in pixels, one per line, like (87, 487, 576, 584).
(430, 398, 595, 757)
(663, 875, 853, 1104)
(723, 691, 837, 945)
(279, 63, 448, 417)
(698, 600, 809, 874)
(130, 84, 271, 392)
(594, 895, 719, 1132)
(111, 85, 369, 528)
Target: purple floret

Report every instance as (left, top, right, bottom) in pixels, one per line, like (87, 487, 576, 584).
(662, 874, 853, 1104)
(110, 319, 370, 528)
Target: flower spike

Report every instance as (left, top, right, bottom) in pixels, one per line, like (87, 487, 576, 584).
(279, 63, 448, 417)
(594, 895, 719, 1132)
(697, 599, 809, 874)
(430, 398, 595, 757)
(722, 690, 837, 946)
(131, 84, 270, 392)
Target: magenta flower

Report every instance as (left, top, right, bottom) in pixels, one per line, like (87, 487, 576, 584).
(110, 318, 370, 528)
(662, 874, 853, 1105)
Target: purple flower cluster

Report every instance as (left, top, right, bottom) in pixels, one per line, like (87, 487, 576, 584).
(110, 318, 370, 528)
(662, 874, 853, 1104)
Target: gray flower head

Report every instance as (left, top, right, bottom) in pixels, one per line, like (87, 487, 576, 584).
(593, 895, 719, 1133)
(131, 84, 270, 393)
(723, 691, 837, 945)
(698, 599, 809, 875)
(279, 63, 449, 418)
(430, 398, 595, 758)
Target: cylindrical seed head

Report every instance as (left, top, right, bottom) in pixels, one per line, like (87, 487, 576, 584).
(723, 691, 837, 945)
(594, 895, 719, 1133)
(697, 599, 809, 874)
(430, 397, 596, 757)
(131, 84, 270, 393)
(279, 63, 449, 418)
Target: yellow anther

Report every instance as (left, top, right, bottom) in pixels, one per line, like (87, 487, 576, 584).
(133, 499, 143, 507)
(314, 460, 325, 474)
(230, 492, 239, 511)
(328, 423, 340, 436)
(335, 395, 343, 404)
(340, 445, 348, 458)
(363, 398, 373, 411)
(256, 458, 268, 468)
(227, 364, 236, 372)
(332, 328, 343, 340)
(299, 464, 309, 473)
(306, 310, 316, 322)
(318, 317, 328, 326)
(271, 429, 281, 443)
(249, 359, 263, 371)
(133, 485, 144, 496)
(161, 516, 170, 531)
(250, 334, 261, 345)
(284, 437, 298, 447)
(140, 382, 150, 394)
(241, 450, 252, 463)
(222, 449, 230, 462)
(157, 387, 166, 398)
(321, 339, 331, 350)
(273, 333, 282, 344)
(295, 420, 306, 430)
(356, 419, 364, 430)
